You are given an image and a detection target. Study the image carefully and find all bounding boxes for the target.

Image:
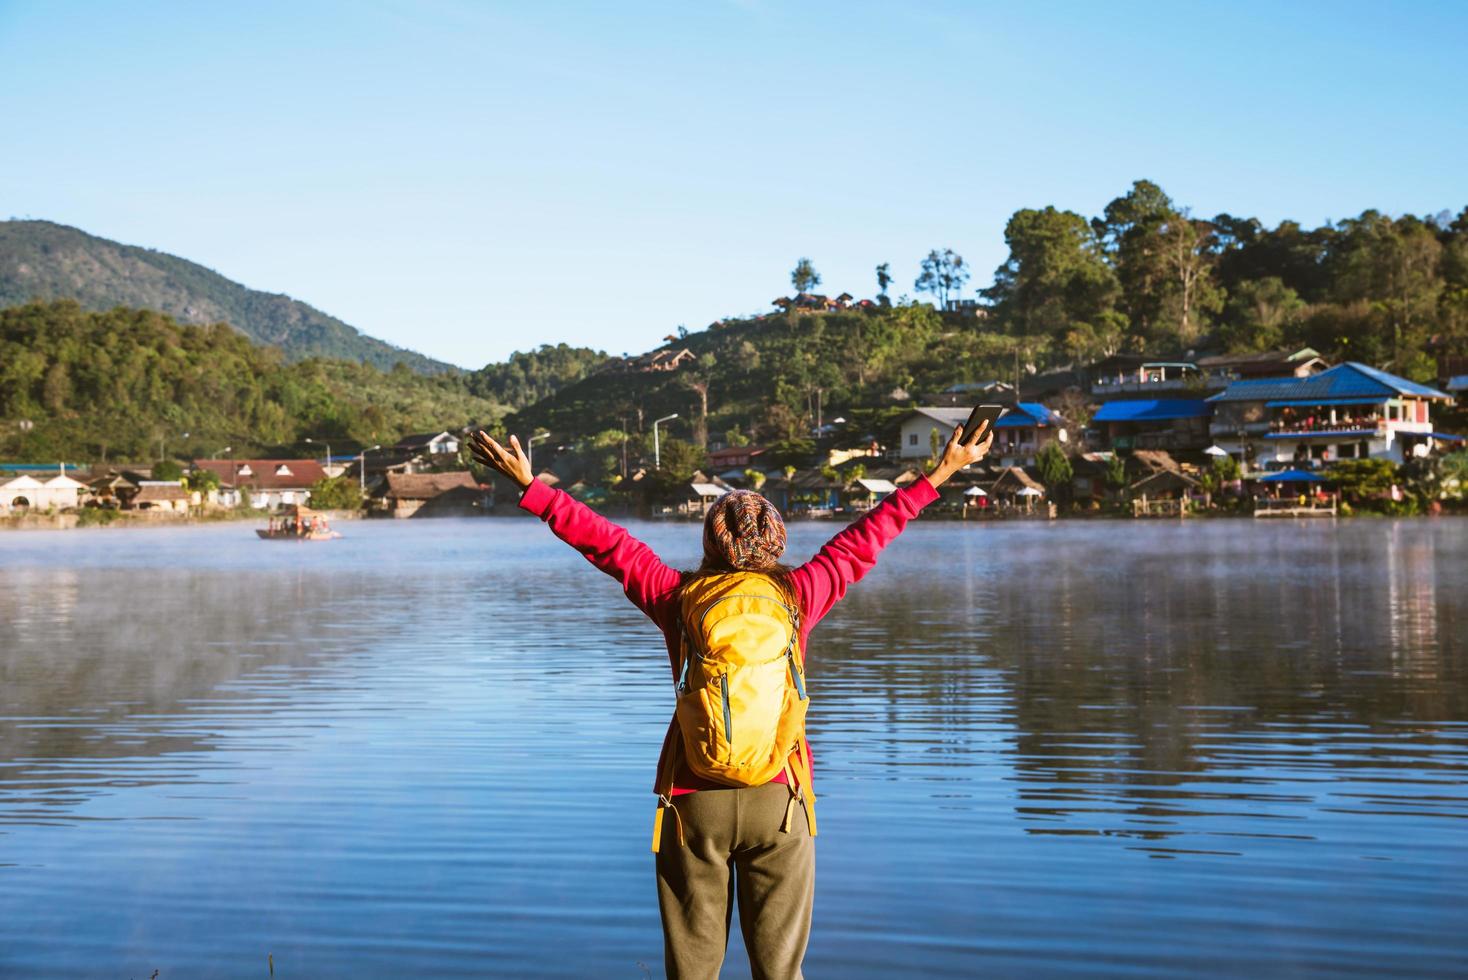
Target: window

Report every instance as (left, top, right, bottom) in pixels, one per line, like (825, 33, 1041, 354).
(908, 433, 918, 446)
(1337, 443, 1358, 459)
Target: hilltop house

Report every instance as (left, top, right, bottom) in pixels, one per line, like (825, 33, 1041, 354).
(193, 458, 328, 510)
(896, 404, 1065, 467)
(772, 293, 852, 313)
(1206, 362, 1453, 468)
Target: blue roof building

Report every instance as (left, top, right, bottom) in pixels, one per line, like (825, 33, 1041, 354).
(1207, 362, 1452, 469)
(1090, 398, 1213, 454)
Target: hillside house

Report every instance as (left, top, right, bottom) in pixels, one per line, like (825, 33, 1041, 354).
(1196, 347, 1328, 383)
(1091, 399, 1213, 453)
(393, 431, 461, 456)
(1206, 362, 1453, 468)
(629, 348, 696, 373)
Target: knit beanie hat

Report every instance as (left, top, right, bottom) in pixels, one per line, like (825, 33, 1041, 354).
(702, 489, 787, 571)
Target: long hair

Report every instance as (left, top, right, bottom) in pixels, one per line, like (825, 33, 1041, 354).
(680, 489, 796, 604)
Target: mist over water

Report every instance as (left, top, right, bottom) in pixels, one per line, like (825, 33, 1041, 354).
(1, 517, 1465, 977)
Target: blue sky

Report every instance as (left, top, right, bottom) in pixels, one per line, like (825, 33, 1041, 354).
(2, 1, 1465, 368)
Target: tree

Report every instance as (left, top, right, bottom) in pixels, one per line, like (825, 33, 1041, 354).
(875, 262, 893, 306)
(985, 207, 1120, 343)
(1216, 276, 1306, 353)
(915, 249, 970, 309)
(1322, 458, 1397, 503)
(152, 460, 183, 481)
(653, 436, 706, 479)
(308, 475, 364, 510)
(791, 258, 821, 294)
(1094, 180, 1224, 347)
(184, 468, 220, 493)
(682, 352, 717, 448)
(1035, 441, 1073, 501)
(1094, 179, 1176, 339)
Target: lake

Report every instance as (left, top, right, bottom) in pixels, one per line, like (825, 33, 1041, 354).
(1, 515, 1465, 978)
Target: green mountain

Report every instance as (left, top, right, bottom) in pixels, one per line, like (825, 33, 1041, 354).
(0, 300, 502, 462)
(0, 219, 454, 374)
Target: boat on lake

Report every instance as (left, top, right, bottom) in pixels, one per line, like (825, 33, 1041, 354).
(257, 505, 341, 541)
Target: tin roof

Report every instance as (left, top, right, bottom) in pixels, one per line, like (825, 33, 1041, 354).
(1208, 362, 1451, 403)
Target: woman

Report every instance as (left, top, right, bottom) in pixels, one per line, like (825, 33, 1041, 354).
(470, 420, 993, 980)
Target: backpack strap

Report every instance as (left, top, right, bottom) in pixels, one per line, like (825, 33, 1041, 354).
(651, 718, 685, 853)
(779, 736, 818, 838)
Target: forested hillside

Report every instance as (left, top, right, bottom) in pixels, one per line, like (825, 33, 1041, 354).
(0, 301, 502, 462)
(0, 220, 454, 373)
(982, 180, 1468, 377)
(507, 181, 1468, 465)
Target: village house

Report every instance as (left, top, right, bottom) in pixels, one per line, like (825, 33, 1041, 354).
(772, 292, 852, 313)
(759, 468, 845, 516)
(1206, 362, 1453, 468)
(626, 347, 696, 373)
(896, 405, 1065, 467)
(382, 471, 487, 518)
(1090, 355, 1206, 395)
(1090, 399, 1213, 454)
(922, 380, 1017, 408)
(0, 469, 88, 513)
(392, 431, 461, 457)
(128, 481, 191, 513)
(192, 458, 329, 511)
(1195, 347, 1328, 384)
(87, 471, 143, 508)
(707, 444, 766, 472)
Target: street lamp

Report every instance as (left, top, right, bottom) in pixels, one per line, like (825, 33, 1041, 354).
(527, 432, 550, 471)
(304, 437, 332, 472)
(653, 413, 679, 469)
(357, 444, 381, 493)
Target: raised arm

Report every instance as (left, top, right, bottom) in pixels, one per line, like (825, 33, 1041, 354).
(472, 431, 682, 618)
(790, 419, 993, 628)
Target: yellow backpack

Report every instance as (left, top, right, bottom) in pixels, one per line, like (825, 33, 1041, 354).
(652, 570, 817, 852)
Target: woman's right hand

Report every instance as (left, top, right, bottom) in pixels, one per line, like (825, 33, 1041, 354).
(927, 422, 996, 489)
(470, 431, 533, 489)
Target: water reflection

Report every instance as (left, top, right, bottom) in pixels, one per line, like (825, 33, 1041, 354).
(0, 518, 1464, 976)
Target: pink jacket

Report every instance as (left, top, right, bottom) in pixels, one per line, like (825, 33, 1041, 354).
(518, 474, 941, 791)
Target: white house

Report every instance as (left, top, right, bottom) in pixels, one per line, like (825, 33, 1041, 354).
(0, 471, 87, 512)
(1207, 362, 1453, 468)
(393, 431, 461, 456)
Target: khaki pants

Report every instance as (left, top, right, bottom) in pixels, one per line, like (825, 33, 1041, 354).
(655, 782, 815, 980)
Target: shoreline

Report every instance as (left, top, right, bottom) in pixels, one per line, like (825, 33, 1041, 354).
(0, 508, 366, 533)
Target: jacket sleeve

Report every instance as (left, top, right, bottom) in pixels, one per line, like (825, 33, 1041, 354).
(790, 474, 940, 629)
(518, 478, 683, 619)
